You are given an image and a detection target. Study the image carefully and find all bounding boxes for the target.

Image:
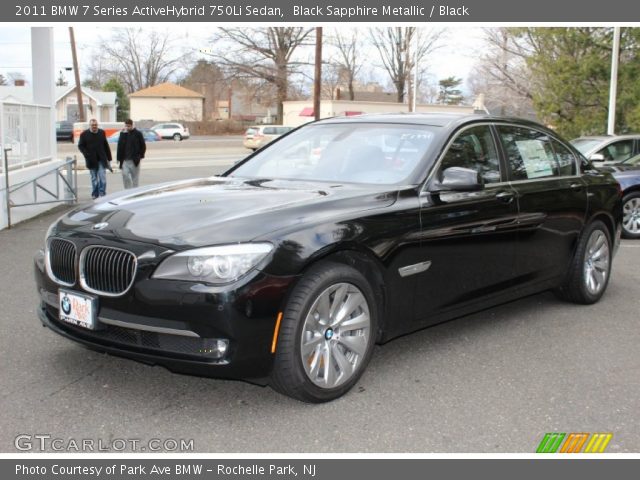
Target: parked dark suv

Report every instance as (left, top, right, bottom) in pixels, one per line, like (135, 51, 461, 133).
(35, 114, 622, 402)
(55, 121, 74, 142)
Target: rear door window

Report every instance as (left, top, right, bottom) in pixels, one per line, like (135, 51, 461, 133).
(550, 139, 577, 176)
(497, 126, 560, 181)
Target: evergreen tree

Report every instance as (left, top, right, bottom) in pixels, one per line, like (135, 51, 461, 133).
(438, 76, 464, 105)
(511, 27, 640, 137)
(55, 71, 68, 87)
(102, 78, 129, 121)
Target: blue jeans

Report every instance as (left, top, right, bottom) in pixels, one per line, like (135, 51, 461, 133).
(89, 164, 107, 198)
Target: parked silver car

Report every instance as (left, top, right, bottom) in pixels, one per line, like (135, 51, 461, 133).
(243, 125, 293, 151)
(151, 123, 190, 141)
(571, 135, 640, 165)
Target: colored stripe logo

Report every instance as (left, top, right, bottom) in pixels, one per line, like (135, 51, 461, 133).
(584, 433, 613, 453)
(537, 433, 612, 453)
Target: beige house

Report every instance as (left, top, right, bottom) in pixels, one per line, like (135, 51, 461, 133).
(283, 100, 477, 127)
(0, 86, 116, 122)
(129, 83, 205, 122)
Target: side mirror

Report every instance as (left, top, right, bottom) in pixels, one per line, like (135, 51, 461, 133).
(430, 167, 483, 192)
(589, 153, 605, 162)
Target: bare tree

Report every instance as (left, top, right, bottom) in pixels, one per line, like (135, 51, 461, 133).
(85, 55, 115, 90)
(327, 29, 363, 100)
(180, 60, 226, 120)
(90, 28, 188, 93)
(369, 27, 443, 105)
(210, 27, 314, 124)
(321, 63, 341, 100)
(468, 28, 536, 116)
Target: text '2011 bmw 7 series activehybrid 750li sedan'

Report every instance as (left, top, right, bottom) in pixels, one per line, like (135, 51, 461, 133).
(34, 114, 622, 402)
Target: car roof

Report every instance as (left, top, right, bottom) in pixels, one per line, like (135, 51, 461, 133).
(316, 112, 472, 127)
(574, 134, 640, 141)
(314, 113, 550, 131)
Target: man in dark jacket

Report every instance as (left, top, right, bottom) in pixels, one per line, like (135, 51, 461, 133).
(78, 118, 112, 199)
(116, 119, 146, 189)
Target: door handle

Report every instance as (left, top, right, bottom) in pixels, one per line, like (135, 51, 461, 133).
(495, 191, 515, 203)
(570, 183, 583, 192)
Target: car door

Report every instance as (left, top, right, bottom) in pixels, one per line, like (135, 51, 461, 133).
(496, 124, 587, 286)
(414, 124, 520, 324)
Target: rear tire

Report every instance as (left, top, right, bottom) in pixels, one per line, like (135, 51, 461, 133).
(555, 220, 612, 304)
(270, 262, 377, 403)
(622, 192, 640, 239)
(172, 133, 182, 141)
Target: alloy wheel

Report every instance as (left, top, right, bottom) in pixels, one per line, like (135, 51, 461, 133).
(583, 229, 610, 296)
(300, 282, 371, 389)
(623, 197, 640, 235)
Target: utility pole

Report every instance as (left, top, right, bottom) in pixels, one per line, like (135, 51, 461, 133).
(314, 27, 323, 121)
(607, 27, 621, 135)
(411, 28, 418, 113)
(69, 27, 85, 122)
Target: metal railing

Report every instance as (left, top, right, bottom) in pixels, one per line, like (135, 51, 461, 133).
(0, 101, 53, 173)
(2, 154, 77, 229)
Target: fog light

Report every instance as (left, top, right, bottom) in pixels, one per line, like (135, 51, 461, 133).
(199, 339, 229, 358)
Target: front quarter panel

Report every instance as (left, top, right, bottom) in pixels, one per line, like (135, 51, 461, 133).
(258, 188, 424, 340)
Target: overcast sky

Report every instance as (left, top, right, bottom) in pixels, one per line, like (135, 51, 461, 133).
(0, 25, 483, 96)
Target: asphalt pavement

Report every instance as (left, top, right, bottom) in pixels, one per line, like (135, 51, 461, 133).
(1, 143, 639, 453)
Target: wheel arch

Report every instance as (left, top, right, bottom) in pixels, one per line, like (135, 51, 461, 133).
(281, 243, 389, 344)
(587, 211, 616, 244)
(622, 184, 640, 197)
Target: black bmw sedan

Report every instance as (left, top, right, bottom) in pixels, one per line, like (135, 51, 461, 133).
(34, 114, 622, 402)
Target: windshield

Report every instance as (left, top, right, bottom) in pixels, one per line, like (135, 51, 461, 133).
(570, 138, 603, 154)
(229, 123, 438, 185)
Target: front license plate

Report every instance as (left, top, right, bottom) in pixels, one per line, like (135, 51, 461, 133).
(59, 289, 97, 330)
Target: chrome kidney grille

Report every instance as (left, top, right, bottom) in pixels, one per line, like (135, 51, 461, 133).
(48, 240, 138, 296)
(48, 239, 77, 286)
(80, 246, 137, 296)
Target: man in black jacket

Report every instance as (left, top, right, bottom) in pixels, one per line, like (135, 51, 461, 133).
(77, 118, 112, 199)
(116, 119, 146, 189)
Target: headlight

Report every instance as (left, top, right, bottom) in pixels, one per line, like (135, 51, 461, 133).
(152, 243, 273, 284)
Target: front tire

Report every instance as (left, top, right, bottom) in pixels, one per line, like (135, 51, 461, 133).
(555, 220, 612, 304)
(622, 192, 640, 239)
(270, 262, 377, 403)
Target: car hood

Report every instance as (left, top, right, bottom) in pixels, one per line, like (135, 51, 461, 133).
(55, 177, 399, 249)
(597, 164, 640, 174)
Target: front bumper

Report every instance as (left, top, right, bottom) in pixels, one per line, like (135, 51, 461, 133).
(35, 248, 296, 382)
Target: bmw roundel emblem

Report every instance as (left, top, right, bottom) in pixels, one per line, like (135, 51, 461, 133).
(61, 295, 71, 315)
(92, 222, 109, 230)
